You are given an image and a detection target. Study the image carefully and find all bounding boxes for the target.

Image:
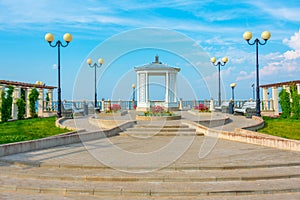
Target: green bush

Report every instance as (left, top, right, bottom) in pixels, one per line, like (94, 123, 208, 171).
(291, 85, 300, 119)
(279, 89, 291, 118)
(0, 86, 14, 122)
(16, 98, 26, 120)
(29, 88, 39, 118)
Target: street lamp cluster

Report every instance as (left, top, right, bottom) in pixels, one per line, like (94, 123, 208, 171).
(87, 58, 104, 108)
(210, 30, 271, 116)
(45, 33, 73, 118)
(210, 56, 228, 106)
(243, 31, 271, 116)
(45, 30, 270, 118)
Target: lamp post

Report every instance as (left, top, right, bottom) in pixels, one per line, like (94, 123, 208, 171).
(211, 56, 228, 106)
(132, 84, 136, 101)
(87, 58, 104, 108)
(251, 83, 255, 100)
(132, 84, 136, 110)
(45, 33, 72, 118)
(230, 83, 237, 102)
(243, 31, 271, 116)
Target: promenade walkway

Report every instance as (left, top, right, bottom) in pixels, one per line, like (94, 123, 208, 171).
(0, 111, 300, 199)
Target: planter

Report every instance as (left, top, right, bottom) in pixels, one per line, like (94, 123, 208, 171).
(98, 110, 128, 117)
(136, 115, 181, 121)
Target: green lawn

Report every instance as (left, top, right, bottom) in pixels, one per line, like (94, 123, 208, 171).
(0, 117, 70, 144)
(259, 117, 300, 140)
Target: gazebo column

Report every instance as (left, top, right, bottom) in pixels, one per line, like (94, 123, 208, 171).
(0, 85, 5, 120)
(12, 86, 21, 119)
(262, 87, 269, 110)
(48, 89, 53, 111)
(137, 72, 149, 111)
(297, 83, 300, 95)
(165, 72, 169, 103)
(38, 88, 44, 117)
(272, 86, 279, 116)
(26, 88, 32, 118)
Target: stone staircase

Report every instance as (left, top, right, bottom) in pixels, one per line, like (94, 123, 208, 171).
(120, 121, 202, 137)
(0, 160, 300, 199)
(1, 120, 300, 199)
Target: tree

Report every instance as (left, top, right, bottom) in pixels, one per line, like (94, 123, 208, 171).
(279, 88, 291, 118)
(0, 86, 14, 122)
(290, 85, 300, 120)
(29, 88, 39, 118)
(16, 98, 26, 120)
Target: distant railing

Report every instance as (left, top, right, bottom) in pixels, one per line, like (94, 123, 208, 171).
(44, 99, 278, 112)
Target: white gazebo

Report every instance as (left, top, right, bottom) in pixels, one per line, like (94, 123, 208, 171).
(134, 56, 180, 111)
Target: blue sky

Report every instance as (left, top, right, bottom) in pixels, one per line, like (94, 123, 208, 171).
(0, 0, 300, 101)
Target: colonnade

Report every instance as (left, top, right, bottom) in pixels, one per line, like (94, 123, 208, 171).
(261, 81, 300, 116)
(0, 80, 55, 120)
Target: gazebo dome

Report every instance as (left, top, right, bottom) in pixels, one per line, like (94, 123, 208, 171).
(134, 55, 180, 72)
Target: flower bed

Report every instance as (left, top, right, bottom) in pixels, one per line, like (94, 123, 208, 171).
(194, 103, 210, 112)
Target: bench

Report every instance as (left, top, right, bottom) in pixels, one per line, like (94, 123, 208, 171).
(234, 102, 256, 115)
(215, 102, 230, 113)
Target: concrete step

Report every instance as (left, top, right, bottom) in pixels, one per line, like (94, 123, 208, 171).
(125, 127, 196, 132)
(119, 131, 202, 136)
(0, 176, 300, 197)
(134, 125, 190, 129)
(1, 164, 300, 183)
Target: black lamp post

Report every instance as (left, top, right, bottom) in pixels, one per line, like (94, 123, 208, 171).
(243, 31, 271, 116)
(132, 84, 136, 101)
(211, 56, 228, 106)
(45, 33, 72, 118)
(251, 83, 255, 100)
(87, 58, 104, 108)
(132, 84, 136, 110)
(230, 83, 237, 102)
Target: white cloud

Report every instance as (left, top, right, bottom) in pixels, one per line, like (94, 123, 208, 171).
(283, 29, 300, 50)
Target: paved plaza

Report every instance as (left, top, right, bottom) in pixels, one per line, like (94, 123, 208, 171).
(0, 111, 300, 199)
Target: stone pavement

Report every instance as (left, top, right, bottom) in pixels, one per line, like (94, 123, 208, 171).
(0, 111, 300, 199)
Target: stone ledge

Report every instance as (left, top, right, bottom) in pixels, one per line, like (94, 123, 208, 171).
(183, 116, 300, 151)
(136, 115, 181, 121)
(0, 120, 136, 157)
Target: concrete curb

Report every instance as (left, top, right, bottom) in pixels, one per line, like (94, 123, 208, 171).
(0, 184, 299, 197)
(183, 117, 300, 151)
(0, 120, 136, 157)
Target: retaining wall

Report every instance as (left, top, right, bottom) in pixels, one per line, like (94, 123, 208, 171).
(0, 120, 136, 157)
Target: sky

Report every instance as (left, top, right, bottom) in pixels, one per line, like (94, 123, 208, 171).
(0, 0, 300, 101)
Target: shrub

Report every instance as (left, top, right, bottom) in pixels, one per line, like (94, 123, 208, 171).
(279, 89, 291, 118)
(29, 88, 39, 118)
(290, 85, 300, 119)
(16, 98, 26, 120)
(0, 86, 14, 122)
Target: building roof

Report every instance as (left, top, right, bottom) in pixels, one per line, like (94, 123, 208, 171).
(134, 55, 180, 72)
(0, 80, 56, 89)
(260, 80, 300, 88)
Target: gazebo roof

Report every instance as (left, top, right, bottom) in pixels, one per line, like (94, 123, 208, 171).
(0, 80, 56, 89)
(260, 80, 300, 88)
(134, 55, 180, 72)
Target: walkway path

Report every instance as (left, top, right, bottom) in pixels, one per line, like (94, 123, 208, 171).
(1, 111, 300, 199)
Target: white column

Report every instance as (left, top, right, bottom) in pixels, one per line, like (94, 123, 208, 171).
(296, 83, 300, 95)
(26, 88, 32, 118)
(0, 85, 5, 120)
(38, 88, 44, 117)
(48, 89, 53, 111)
(262, 87, 269, 110)
(282, 85, 290, 93)
(272, 87, 279, 116)
(146, 72, 149, 104)
(165, 72, 169, 103)
(210, 99, 214, 111)
(269, 98, 274, 111)
(12, 86, 21, 119)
